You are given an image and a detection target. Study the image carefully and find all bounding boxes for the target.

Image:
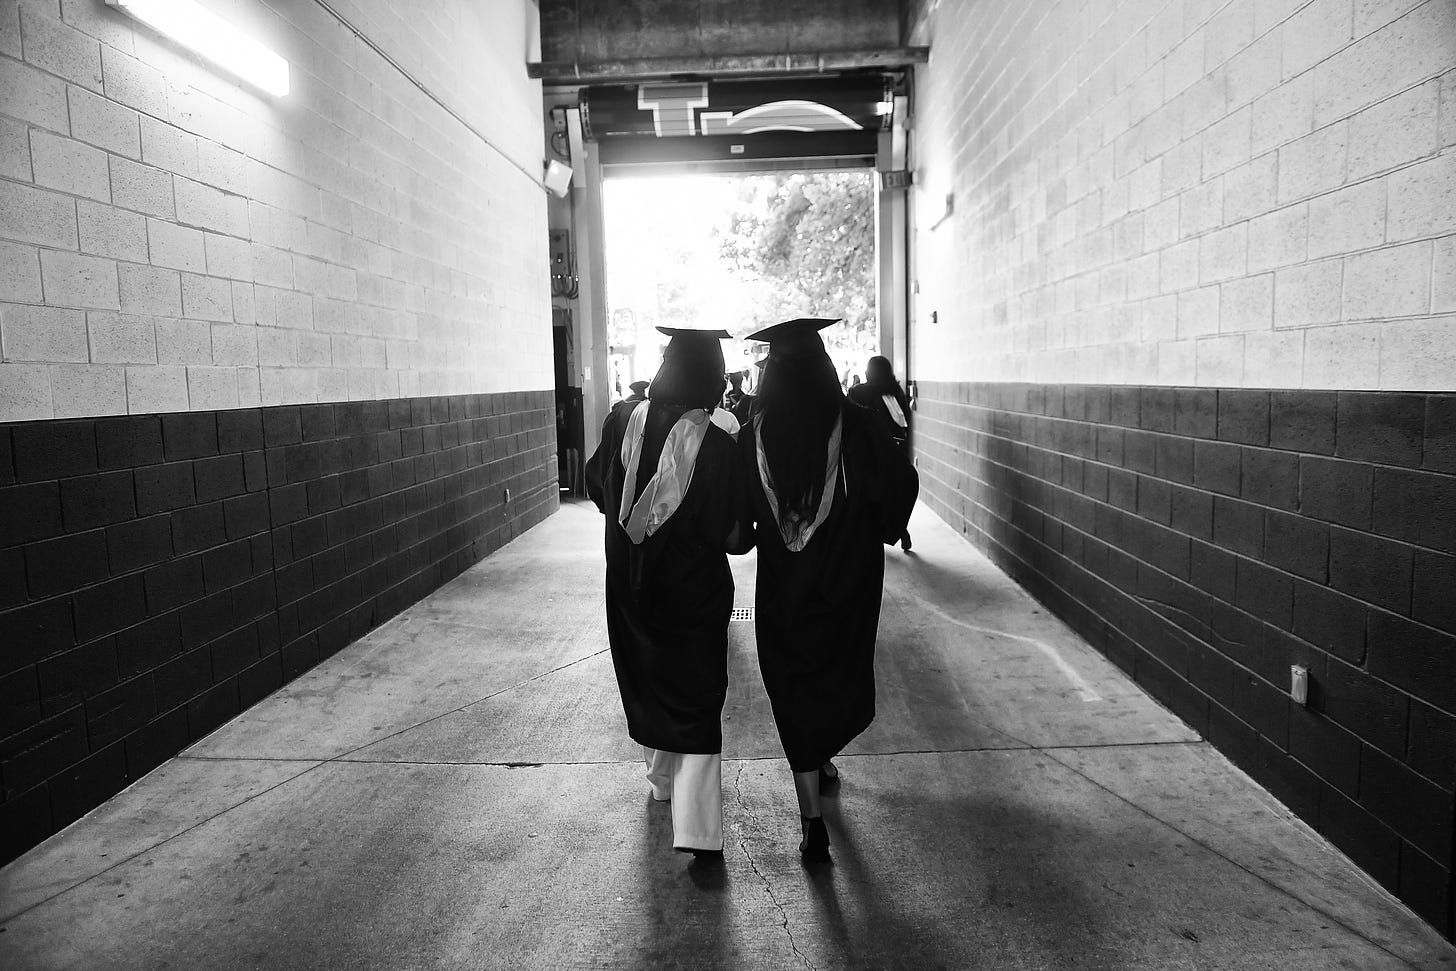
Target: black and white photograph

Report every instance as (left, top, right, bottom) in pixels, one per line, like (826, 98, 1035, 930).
(1, 0, 1454, 967)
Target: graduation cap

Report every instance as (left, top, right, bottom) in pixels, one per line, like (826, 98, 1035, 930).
(746, 317, 840, 357)
(651, 326, 729, 407)
(657, 326, 730, 366)
(627, 380, 649, 395)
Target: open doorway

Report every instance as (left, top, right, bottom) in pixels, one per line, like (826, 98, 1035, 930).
(602, 169, 880, 404)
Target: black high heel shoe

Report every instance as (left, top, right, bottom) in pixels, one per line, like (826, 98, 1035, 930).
(799, 816, 830, 860)
(819, 761, 840, 794)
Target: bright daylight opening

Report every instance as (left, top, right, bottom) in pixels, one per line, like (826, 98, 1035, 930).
(602, 170, 879, 402)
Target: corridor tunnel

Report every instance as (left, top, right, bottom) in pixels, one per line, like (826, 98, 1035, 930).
(0, 0, 1453, 961)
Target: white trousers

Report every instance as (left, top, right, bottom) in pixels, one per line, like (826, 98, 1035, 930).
(643, 746, 722, 852)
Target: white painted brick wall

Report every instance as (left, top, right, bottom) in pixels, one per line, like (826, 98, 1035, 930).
(186, 364, 237, 409)
(19, 4, 103, 91)
(146, 218, 205, 272)
(118, 263, 181, 316)
(1343, 240, 1431, 320)
(124, 362, 187, 412)
(68, 84, 140, 158)
(0, 56, 67, 132)
(1, 304, 88, 362)
(1307, 180, 1385, 259)
(913, 0, 1456, 389)
(87, 311, 157, 365)
(1275, 259, 1343, 328)
(1347, 80, 1439, 180)
(40, 249, 118, 310)
(155, 317, 212, 366)
(0, 239, 41, 303)
(30, 129, 110, 202)
(78, 199, 146, 262)
(179, 272, 233, 322)
(0, 0, 549, 419)
(0, 115, 31, 181)
(51, 362, 124, 417)
(1, 180, 80, 250)
(1387, 152, 1456, 240)
(1219, 273, 1272, 333)
(107, 155, 173, 217)
(1435, 236, 1456, 313)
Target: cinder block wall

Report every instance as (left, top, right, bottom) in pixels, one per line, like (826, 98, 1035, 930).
(0, 0, 556, 861)
(910, 0, 1455, 935)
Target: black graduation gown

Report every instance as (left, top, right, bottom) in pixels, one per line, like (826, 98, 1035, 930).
(847, 383, 911, 453)
(585, 401, 751, 754)
(743, 402, 919, 771)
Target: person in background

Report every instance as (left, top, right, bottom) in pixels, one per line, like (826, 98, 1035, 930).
(706, 371, 743, 439)
(848, 355, 914, 551)
(740, 318, 919, 861)
(722, 371, 746, 414)
(585, 327, 752, 857)
(730, 363, 761, 424)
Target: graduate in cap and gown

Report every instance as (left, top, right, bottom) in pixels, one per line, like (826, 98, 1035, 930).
(847, 355, 915, 550)
(741, 318, 919, 859)
(624, 380, 649, 403)
(585, 327, 752, 855)
(729, 360, 763, 424)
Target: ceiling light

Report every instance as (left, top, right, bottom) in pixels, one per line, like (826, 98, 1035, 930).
(106, 0, 290, 97)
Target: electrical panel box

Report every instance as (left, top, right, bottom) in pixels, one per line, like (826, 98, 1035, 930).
(549, 230, 576, 298)
(549, 230, 570, 276)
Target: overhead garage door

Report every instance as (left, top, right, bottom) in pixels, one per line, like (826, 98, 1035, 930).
(580, 74, 897, 173)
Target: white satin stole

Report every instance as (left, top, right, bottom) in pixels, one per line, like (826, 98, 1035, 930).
(618, 402, 711, 544)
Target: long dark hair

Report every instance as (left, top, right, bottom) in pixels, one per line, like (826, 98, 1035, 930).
(649, 353, 724, 411)
(754, 348, 843, 525)
(865, 355, 909, 411)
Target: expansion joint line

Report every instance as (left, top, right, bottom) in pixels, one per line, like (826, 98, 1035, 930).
(310, 0, 542, 189)
(892, 593, 1422, 971)
(732, 762, 816, 971)
(178, 739, 1204, 767)
(1034, 748, 1427, 970)
(0, 761, 317, 926)
(329, 646, 612, 760)
(0, 647, 610, 927)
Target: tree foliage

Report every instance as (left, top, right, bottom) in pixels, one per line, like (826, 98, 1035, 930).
(716, 172, 877, 372)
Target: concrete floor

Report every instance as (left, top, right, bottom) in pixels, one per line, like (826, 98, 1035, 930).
(2, 501, 1454, 970)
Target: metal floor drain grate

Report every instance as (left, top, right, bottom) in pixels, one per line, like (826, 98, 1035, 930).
(730, 607, 755, 622)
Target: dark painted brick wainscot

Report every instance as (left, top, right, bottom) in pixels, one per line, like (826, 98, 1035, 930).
(915, 381, 1456, 939)
(0, 391, 557, 863)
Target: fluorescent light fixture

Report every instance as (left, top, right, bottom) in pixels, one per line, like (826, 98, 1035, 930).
(106, 0, 290, 97)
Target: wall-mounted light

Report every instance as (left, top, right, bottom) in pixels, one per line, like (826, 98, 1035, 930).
(543, 159, 572, 198)
(105, 0, 290, 97)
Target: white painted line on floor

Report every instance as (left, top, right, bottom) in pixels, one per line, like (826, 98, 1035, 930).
(905, 594, 1104, 702)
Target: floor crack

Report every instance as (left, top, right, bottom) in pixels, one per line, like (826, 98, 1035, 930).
(731, 761, 815, 971)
